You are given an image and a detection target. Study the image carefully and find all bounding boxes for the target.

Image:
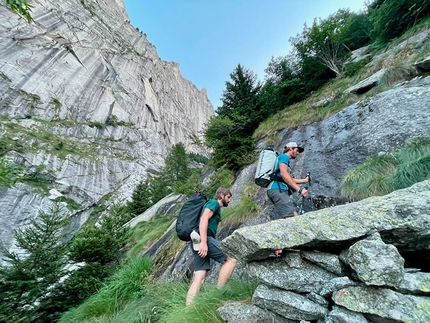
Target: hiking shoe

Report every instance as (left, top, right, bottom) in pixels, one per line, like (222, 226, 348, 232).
(274, 249, 282, 257)
(190, 231, 201, 251)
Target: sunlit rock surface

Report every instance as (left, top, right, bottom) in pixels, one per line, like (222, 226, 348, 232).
(0, 0, 213, 253)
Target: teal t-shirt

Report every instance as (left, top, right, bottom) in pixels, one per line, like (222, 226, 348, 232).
(268, 153, 295, 192)
(197, 198, 221, 237)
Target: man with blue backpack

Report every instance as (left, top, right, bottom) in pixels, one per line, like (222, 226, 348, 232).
(186, 187, 237, 306)
(267, 142, 310, 219)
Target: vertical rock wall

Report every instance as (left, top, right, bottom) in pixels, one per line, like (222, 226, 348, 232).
(0, 0, 213, 254)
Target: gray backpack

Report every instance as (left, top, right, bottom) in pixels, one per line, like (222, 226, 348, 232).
(254, 147, 278, 187)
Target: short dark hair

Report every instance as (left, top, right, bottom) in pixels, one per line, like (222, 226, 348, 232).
(215, 187, 232, 199)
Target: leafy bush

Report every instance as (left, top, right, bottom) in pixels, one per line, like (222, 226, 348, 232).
(106, 114, 128, 126)
(368, 0, 430, 43)
(188, 152, 209, 164)
(343, 57, 371, 77)
(5, 0, 33, 22)
(0, 157, 22, 187)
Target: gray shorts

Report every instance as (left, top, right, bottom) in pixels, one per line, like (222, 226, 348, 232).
(267, 189, 297, 219)
(192, 236, 227, 272)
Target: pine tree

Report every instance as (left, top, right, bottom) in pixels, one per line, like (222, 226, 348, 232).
(0, 204, 71, 322)
(127, 179, 152, 215)
(205, 64, 261, 170)
(164, 142, 191, 184)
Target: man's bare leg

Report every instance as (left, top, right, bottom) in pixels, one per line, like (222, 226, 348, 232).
(216, 257, 237, 289)
(186, 270, 207, 306)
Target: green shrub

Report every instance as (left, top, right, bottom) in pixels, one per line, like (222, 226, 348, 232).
(5, 0, 33, 23)
(55, 141, 64, 150)
(343, 57, 371, 77)
(0, 157, 22, 187)
(188, 152, 209, 164)
(106, 114, 127, 126)
(368, 0, 430, 43)
(54, 195, 83, 210)
(69, 204, 132, 265)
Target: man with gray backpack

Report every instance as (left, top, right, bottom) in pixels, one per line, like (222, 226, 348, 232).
(267, 142, 310, 219)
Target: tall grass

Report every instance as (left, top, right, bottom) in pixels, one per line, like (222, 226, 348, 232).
(59, 271, 257, 323)
(58, 256, 152, 323)
(127, 214, 175, 259)
(155, 279, 258, 323)
(340, 137, 430, 200)
(105, 279, 257, 323)
(221, 195, 260, 226)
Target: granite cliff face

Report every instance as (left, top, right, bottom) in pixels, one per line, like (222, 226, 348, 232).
(0, 0, 213, 252)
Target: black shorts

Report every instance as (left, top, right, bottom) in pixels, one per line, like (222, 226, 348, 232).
(192, 236, 227, 272)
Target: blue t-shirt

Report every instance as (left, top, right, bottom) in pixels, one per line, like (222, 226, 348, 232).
(197, 198, 221, 237)
(268, 153, 293, 191)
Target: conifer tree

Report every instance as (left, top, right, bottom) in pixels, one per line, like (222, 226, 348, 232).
(164, 142, 191, 184)
(0, 204, 71, 322)
(205, 64, 260, 170)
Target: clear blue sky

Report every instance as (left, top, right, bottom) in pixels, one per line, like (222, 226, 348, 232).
(123, 0, 366, 109)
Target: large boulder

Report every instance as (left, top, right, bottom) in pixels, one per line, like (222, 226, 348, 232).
(340, 232, 405, 287)
(221, 180, 430, 262)
(246, 252, 338, 294)
(217, 180, 430, 323)
(332, 286, 430, 323)
(252, 284, 328, 321)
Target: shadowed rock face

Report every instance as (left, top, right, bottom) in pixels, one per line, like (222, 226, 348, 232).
(0, 1, 213, 253)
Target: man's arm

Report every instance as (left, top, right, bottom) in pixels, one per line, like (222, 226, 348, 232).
(198, 208, 214, 258)
(279, 163, 309, 198)
(293, 177, 309, 185)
